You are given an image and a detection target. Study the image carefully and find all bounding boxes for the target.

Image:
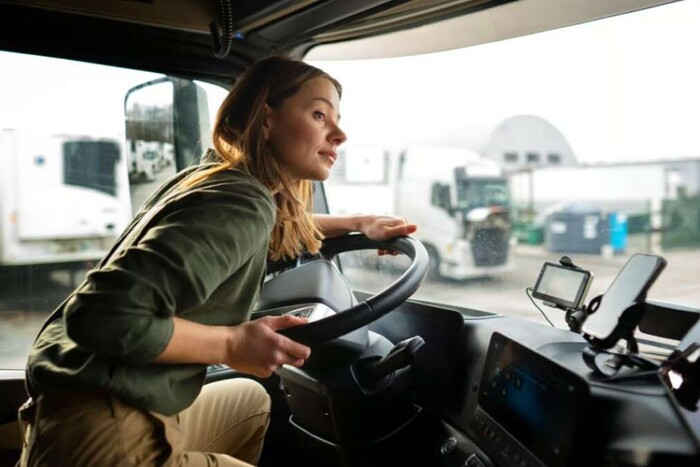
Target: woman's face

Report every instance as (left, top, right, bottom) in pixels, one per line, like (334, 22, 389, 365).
(265, 76, 347, 181)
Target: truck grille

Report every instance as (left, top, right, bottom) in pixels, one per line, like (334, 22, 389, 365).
(472, 227, 509, 266)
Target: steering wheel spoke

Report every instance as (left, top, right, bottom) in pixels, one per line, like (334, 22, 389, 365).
(284, 303, 336, 321)
(273, 234, 429, 346)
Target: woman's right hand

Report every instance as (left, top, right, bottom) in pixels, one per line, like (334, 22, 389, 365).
(224, 315, 312, 378)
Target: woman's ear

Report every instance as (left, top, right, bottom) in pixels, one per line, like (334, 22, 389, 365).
(263, 103, 273, 140)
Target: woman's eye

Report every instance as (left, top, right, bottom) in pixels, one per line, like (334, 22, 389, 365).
(313, 111, 326, 121)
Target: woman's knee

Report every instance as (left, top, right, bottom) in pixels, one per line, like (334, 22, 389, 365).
(204, 378, 271, 419)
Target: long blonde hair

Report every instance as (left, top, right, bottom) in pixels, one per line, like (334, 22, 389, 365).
(179, 56, 342, 261)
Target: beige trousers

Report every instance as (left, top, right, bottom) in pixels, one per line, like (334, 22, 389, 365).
(19, 378, 271, 466)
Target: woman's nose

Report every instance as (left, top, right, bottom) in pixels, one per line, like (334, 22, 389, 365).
(329, 123, 347, 145)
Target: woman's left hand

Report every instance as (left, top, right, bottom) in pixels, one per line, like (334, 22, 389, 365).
(312, 213, 417, 255)
(361, 215, 417, 241)
(360, 215, 417, 255)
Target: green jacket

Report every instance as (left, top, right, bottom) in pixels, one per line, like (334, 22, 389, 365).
(26, 158, 275, 415)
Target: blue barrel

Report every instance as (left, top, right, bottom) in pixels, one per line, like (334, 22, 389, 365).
(608, 213, 628, 253)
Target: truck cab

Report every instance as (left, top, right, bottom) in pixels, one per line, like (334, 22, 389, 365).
(1, 1, 699, 466)
(396, 147, 513, 279)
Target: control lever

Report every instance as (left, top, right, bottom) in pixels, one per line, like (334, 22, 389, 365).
(352, 336, 425, 393)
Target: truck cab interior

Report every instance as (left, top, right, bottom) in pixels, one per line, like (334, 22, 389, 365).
(1, 1, 700, 466)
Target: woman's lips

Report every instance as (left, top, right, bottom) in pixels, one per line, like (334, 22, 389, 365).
(320, 151, 337, 163)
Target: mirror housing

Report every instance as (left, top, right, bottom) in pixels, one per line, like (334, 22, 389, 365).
(125, 77, 212, 173)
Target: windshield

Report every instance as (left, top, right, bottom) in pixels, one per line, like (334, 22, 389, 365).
(455, 178, 509, 211)
(1, 1, 698, 371)
(315, 0, 700, 351)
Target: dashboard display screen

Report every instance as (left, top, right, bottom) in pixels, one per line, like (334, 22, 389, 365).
(478, 333, 589, 467)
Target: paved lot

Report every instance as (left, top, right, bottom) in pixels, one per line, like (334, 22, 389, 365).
(344, 245, 700, 320)
(2, 244, 699, 369)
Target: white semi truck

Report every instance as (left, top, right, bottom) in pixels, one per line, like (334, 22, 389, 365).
(0, 129, 132, 274)
(326, 146, 514, 279)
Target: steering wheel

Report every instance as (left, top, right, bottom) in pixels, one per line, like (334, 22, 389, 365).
(273, 234, 429, 346)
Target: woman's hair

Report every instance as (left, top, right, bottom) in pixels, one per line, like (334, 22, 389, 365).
(179, 56, 342, 261)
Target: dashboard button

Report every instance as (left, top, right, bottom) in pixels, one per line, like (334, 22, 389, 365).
(502, 443, 510, 456)
(440, 437, 458, 455)
(464, 453, 487, 467)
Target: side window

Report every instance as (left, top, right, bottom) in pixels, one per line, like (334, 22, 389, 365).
(504, 152, 519, 163)
(0, 52, 226, 370)
(431, 183, 452, 211)
(547, 153, 561, 165)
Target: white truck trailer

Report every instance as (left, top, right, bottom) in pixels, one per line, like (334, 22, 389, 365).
(326, 146, 514, 279)
(0, 129, 132, 274)
(509, 162, 693, 233)
(509, 164, 680, 212)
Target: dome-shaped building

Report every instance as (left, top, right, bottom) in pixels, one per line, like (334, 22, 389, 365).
(413, 114, 576, 172)
(480, 115, 577, 172)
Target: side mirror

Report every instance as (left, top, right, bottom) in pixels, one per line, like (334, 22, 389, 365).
(125, 78, 174, 185)
(124, 77, 213, 211)
(125, 77, 213, 171)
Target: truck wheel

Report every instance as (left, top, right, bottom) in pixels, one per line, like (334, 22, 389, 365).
(425, 245, 441, 280)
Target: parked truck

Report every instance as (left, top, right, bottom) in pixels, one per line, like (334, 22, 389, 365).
(326, 146, 514, 279)
(127, 139, 174, 183)
(0, 129, 132, 275)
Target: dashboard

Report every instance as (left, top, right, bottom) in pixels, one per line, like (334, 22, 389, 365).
(257, 260, 700, 467)
(427, 312, 699, 467)
(357, 292, 699, 467)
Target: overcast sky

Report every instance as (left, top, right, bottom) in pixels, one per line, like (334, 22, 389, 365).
(310, 0, 700, 164)
(0, 53, 227, 141)
(1, 1, 698, 166)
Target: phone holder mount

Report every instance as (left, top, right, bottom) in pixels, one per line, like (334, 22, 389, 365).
(581, 301, 655, 377)
(577, 253, 667, 378)
(584, 301, 646, 350)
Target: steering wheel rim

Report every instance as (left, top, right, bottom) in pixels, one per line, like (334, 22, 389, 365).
(276, 234, 429, 345)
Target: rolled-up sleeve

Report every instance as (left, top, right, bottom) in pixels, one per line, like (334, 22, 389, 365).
(63, 179, 275, 364)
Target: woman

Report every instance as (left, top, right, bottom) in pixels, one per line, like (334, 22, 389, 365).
(18, 56, 416, 466)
